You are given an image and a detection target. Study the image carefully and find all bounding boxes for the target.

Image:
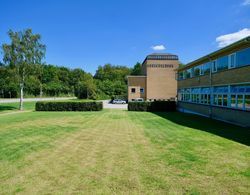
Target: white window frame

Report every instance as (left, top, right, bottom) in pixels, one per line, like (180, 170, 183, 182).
(228, 53, 236, 69)
(140, 88, 144, 94)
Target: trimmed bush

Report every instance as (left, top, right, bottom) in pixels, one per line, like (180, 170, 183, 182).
(128, 101, 176, 112)
(36, 101, 103, 111)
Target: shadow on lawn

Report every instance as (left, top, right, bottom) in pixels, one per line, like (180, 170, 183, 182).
(0, 105, 17, 112)
(153, 112, 250, 146)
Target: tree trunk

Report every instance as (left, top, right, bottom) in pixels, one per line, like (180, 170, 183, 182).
(19, 83, 24, 111)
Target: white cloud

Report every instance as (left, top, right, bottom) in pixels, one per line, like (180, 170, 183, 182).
(216, 28, 250, 48)
(151, 45, 166, 51)
(242, 0, 250, 6)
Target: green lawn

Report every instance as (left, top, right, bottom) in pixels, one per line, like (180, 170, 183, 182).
(0, 103, 249, 194)
(0, 102, 36, 113)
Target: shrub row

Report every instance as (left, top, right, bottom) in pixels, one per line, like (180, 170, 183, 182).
(35, 101, 103, 111)
(128, 101, 176, 112)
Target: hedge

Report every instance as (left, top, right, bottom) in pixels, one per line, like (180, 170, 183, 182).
(128, 101, 176, 112)
(35, 101, 103, 111)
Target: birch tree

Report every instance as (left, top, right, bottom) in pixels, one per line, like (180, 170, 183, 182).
(2, 29, 46, 110)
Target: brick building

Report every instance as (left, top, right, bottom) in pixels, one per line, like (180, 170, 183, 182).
(127, 53, 179, 101)
(177, 36, 250, 127)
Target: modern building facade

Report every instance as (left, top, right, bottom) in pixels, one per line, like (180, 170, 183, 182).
(128, 53, 179, 101)
(177, 36, 250, 127)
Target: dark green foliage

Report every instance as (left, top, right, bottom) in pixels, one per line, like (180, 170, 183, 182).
(128, 101, 176, 112)
(131, 62, 142, 75)
(1, 29, 145, 100)
(94, 64, 131, 99)
(35, 101, 103, 111)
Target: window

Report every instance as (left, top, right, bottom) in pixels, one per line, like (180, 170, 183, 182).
(213, 86, 228, 107)
(245, 95, 250, 110)
(228, 53, 236, 69)
(236, 47, 250, 67)
(231, 95, 236, 107)
(223, 95, 228, 106)
(213, 95, 218, 105)
(190, 88, 200, 103)
(217, 56, 228, 71)
(203, 62, 211, 75)
(207, 94, 211, 104)
(131, 88, 136, 93)
(191, 68, 194, 78)
(200, 64, 204, 75)
(230, 85, 250, 110)
(140, 88, 144, 93)
(194, 65, 201, 76)
(184, 69, 192, 79)
(200, 87, 210, 104)
(218, 94, 223, 106)
(237, 95, 243, 109)
(212, 60, 217, 72)
(178, 71, 184, 80)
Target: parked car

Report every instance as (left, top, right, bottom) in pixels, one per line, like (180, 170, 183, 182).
(133, 98, 144, 102)
(112, 99, 126, 104)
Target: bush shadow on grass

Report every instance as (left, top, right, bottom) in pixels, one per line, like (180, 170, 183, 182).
(152, 111, 250, 146)
(0, 105, 17, 112)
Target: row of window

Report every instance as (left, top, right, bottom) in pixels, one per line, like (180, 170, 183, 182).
(178, 47, 250, 80)
(131, 88, 144, 94)
(147, 64, 174, 68)
(178, 85, 250, 110)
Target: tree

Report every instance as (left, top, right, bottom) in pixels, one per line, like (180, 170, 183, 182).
(179, 62, 185, 68)
(94, 64, 131, 82)
(2, 29, 46, 110)
(75, 73, 96, 99)
(131, 62, 142, 75)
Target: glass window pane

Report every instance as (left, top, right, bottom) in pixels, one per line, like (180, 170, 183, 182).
(223, 95, 228, 106)
(229, 53, 236, 68)
(208, 94, 211, 104)
(231, 95, 236, 107)
(237, 95, 243, 109)
(218, 95, 223, 106)
(204, 62, 211, 74)
(213, 95, 217, 105)
(197, 94, 200, 103)
(217, 56, 229, 71)
(212, 61, 217, 72)
(194, 66, 201, 76)
(201, 94, 204, 103)
(245, 95, 250, 110)
(237, 47, 250, 67)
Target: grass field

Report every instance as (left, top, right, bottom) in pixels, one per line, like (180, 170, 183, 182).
(0, 102, 249, 194)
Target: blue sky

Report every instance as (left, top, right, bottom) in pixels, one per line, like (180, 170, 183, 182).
(1, 0, 250, 74)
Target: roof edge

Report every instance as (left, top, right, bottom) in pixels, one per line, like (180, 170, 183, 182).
(178, 36, 250, 71)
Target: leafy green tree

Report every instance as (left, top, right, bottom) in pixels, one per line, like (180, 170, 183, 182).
(131, 62, 142, 75)
(94, 64, 131, 82)
(2, 29, 46, 110)
(94, 64, 131, 99)
(179, 62, 185, 68)
(75, 73, 96, 99)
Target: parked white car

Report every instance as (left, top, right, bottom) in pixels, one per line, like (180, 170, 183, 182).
(112, 99, 126, 104)
(133, 98, 144, 102)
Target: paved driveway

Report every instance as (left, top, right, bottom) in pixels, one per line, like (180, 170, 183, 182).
(102, 100, 127, 109)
